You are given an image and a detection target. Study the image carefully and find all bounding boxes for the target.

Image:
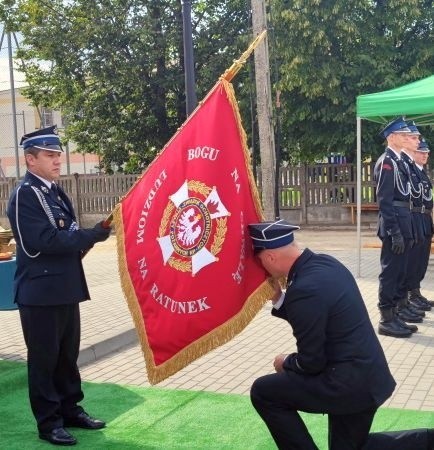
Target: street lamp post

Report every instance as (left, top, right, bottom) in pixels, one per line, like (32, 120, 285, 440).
(181, 0, 197, 116)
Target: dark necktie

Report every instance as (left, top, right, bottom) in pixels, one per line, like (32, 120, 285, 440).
(51, 184, 70, 212)
(51, 183, 59, 199)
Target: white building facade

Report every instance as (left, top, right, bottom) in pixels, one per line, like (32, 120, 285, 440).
(0, 87, 99, 178)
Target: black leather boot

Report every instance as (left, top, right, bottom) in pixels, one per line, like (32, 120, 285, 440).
(394, 313, 418, 332)
(396, 298, 423, 323)
(407, 302, 425, 317)
(378, 308, 413, 337)
(411, 288, 434, 307)
(409, 294, 431, 311)
(403, 292, 425, 316)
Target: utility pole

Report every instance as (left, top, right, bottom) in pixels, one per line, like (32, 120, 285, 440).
(251, 0, 277, 220)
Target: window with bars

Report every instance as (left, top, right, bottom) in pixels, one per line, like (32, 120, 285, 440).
(41, 107, 53, 127)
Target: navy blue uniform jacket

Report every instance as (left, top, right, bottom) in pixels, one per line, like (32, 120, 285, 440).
(374, 148, 412, 239)
(413, 162, 434, 238)
(272, 249, 396, 414)
(402, 151, 425, 242)
(7, 171, 99, 306)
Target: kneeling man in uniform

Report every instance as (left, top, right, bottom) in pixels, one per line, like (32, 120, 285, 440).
(248, 219, 434, 450)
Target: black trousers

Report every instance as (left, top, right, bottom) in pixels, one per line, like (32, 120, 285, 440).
(250, 371, 432, 450)
(405, 237, 428, 290)
(19, 304, 84, 432)
(379, 236, 411, 308)
(363, 429, 431, 450)
(250, 373, 377, 450)
(418, 235, 432, 286)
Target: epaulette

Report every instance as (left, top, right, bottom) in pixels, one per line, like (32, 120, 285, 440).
(379, 154, 394, 171)
(379, 152, 393, 162)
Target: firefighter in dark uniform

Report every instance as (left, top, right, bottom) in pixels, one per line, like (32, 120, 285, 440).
(7, 127, 111, 446)
(398, 122, 427, 320)
(247, 219, 396, 449)
(407, 137, 434, 309)
(374, 117, 419, 338)
(247, 219, 434, 450)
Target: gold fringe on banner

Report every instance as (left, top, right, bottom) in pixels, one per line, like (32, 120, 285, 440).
(116, 213, 274, 385)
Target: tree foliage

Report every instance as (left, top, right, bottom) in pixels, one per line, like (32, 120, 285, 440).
(3, 0, 434, 168)
(4, 0, 250, 172)
(272, 0, 434, 162)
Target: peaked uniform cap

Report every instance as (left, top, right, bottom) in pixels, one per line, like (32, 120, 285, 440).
(20, 126, 63, 152)
(380, 117, 413, 139)
(406, 120, 421, 135)
(417, 138, 430, 153)
(248, 219, 300, 252)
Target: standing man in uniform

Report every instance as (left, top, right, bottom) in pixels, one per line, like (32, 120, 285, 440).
(7, 127, 111, 446)
(398, 122, 427, 321)
(407, 138, 434, 309)
(374, 117, 418, 338)
(248, 219, 434, 450)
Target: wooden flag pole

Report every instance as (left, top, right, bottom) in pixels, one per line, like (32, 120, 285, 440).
(101, 214, 113, 229)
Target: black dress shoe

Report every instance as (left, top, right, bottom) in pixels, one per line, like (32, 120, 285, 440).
(64, 412, 105, 430)
(39, 427, 77, 446)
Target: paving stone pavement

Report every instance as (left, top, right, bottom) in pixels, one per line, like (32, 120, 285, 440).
(3, 229, 434, 411)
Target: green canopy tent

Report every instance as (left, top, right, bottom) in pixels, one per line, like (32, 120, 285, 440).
(354, 75, 434, 276)
(357, 75, 434, 124)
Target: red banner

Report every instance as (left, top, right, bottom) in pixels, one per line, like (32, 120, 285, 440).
(113, 80, 270, 384)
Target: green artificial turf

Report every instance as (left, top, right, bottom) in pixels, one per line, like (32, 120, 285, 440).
(1, 360, 433, 449)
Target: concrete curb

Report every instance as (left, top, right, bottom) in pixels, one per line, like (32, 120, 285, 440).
(77, 328, 138, 367)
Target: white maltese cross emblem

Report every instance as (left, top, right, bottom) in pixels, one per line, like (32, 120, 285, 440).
(157, 180, 230, 275)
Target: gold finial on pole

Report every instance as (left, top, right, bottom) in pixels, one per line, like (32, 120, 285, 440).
(221, 30, 267, 82)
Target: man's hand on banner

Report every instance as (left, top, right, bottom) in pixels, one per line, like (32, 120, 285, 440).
(81, 219, 112, 259)
(93, 220, 112, 242)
